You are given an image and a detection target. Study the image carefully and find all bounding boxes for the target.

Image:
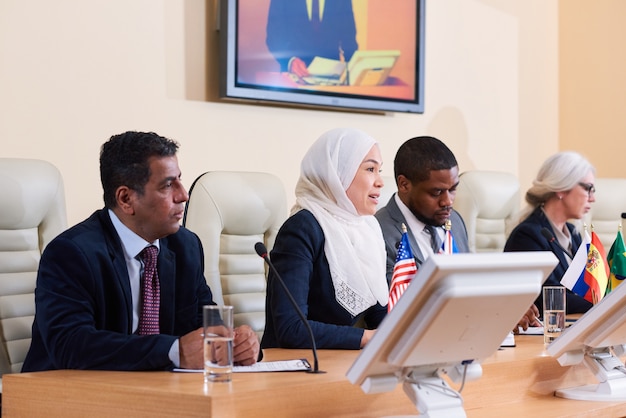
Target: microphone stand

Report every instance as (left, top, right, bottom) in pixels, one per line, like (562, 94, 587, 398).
(255, 242, 324, 373)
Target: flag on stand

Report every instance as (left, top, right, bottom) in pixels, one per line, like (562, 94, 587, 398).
(388, 225, 417, 312)
(439, 219, 459, 255)
(607, 228, 626, 293)
(561, 230, 591, 300)
(585, 230, 609, 303)
(560, 227, 609, 304)
(592, 229, 610, 279)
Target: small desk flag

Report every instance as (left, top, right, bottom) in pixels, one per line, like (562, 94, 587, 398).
(607, 228, 626, 293)
(439, 219, 458, 255)
(560, 227, 609, 304)
(585, 230, 609, 303)
(388, 224, 417, 312)
(560, 230, 591, 299)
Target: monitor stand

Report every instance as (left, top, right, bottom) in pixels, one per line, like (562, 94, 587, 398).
(555, 348, 626, 401)
(390, 364, 482, 418)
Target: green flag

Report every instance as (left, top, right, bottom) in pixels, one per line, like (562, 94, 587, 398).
(606, 229, 626, 293)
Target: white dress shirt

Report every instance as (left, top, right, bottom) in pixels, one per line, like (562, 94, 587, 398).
(108, 210, 179, 366)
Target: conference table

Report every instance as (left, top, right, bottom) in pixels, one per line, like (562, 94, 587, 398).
(3, 335, 626, 417)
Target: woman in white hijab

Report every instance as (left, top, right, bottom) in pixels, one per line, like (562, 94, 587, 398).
(261, 128, 389, 350)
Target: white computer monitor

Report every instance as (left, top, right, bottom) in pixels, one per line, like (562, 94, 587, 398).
(346, 252, 558, 417)
(547, 279, 626, 401)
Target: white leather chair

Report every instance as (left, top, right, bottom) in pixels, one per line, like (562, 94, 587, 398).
(454, 170, 520, 253)
(182, 171, 287, 339)
(581, 177, 626, 250)
(0, 158, 67, 388)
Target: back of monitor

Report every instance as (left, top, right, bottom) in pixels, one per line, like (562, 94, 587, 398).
(346, 252, 558, 417)
(547, 280, 626, 402)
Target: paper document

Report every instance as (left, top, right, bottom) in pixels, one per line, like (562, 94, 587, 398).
(173, 359, 311, 373)
(500, 331, 516, 347)
(517, 326, 543, 335)
(516, 319, 576, 335)
(301, 57, 347, 85)
(307, 57, 346, 78)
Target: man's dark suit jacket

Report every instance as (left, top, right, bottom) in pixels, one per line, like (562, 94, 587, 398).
(22, 209, 215, 372)
(266, 0, 358, 72)
(504, 206, 593, 314)
(375, 194, 470, 284)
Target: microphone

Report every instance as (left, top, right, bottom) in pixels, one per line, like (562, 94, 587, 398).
(622, 213, 626, 219)
(254, 242, 324, 373)
(540, 227, 573, 259)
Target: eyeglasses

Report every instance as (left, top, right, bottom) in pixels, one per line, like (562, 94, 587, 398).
(578, 182, 596, 196)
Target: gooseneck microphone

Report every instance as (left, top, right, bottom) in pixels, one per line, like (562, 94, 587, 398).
(254, 242, 323, 373)
(541, 227, 574, 259)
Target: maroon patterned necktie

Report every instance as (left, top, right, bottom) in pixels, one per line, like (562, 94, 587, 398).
(138, 245, 160, 335)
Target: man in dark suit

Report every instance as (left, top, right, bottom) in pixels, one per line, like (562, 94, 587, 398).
(266, 0, 358, 77)
(377, 135, 541, 331)
(22, 131, 259, 372)
(376, 136, 470, 284)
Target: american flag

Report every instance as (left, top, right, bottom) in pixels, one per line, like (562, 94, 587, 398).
(388, 227, 417, 312)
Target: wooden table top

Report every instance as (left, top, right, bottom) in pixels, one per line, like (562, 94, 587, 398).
(3, 335, 626, 417)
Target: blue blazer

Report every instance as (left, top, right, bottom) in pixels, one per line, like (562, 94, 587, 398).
(504, 206, 592, 314)
(266, 0, 358, 72)
(261, 209, 386, 350)
(375, 194, 470, 284)
(22, 209, 215, 372)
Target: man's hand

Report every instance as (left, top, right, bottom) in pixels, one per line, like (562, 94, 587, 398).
(179, 327, 203, 369)
(233, 325, 260, 366)
(288, 57, 310, 79)
(179, 325, 259, 368)
(515, 304, 541, 333)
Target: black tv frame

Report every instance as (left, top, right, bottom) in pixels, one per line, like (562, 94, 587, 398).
(218, 0, 425, 114)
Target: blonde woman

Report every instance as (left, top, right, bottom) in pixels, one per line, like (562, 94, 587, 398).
(504, 151, 596, 314)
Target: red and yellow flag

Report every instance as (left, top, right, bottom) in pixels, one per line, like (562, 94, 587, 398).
(583, 230, 609, 303)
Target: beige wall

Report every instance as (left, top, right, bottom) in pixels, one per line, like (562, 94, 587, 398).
(1, 0, 558, 226)
(560, 0, 626, 176)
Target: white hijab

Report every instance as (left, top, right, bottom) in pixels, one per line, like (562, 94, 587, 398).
(292, 128, 389, 316)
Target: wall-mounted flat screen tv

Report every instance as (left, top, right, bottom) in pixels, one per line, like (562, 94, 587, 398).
(219, 0, 425, 114)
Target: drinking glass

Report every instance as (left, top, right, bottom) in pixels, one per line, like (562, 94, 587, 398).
(203, 305, 234, 382)
(543, 286, 566, 345)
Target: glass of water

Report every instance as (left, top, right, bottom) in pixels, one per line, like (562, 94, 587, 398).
(203, 305, 234, 382)
(542, 286, 566, 345)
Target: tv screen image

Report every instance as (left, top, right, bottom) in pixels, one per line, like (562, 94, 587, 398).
(219, 0, 425, 113)
(346, 252, 558, 417)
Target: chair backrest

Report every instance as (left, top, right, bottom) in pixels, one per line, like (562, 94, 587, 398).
(454, 170, 520, 253)
(183, 171, 287, 339)
(581, 177, 626, 250)
(0, 158, 67, 377)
